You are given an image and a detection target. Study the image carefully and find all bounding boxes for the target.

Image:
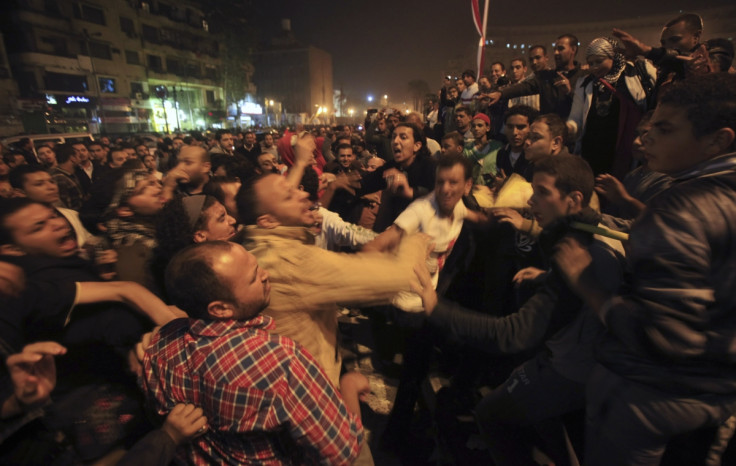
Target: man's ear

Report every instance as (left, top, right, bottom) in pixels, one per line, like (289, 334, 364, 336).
(116, 206, 134, 218)
(207, 301, 235, 320)
(0, 244, 25, 256)
(551, 136, 563, 154)
(192, 230, 208, 243)
(256, 213, 280, 229)
(463, 178, 473, 196)
(567, 191, 584, 210)
(704, 128, 735, 157)
(203, 162, 212, 174)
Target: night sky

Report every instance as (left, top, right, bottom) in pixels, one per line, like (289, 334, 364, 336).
(251, 0, 733, 108)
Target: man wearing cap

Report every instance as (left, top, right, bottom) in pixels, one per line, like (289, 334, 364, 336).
(464, 113, 503, 186)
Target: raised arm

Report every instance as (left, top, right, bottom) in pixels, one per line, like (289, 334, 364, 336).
(76, 281, 183, 325)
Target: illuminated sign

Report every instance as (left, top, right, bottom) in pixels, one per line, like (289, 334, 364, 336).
(65, 95, 90, 104)
(241, 102, 263, 115)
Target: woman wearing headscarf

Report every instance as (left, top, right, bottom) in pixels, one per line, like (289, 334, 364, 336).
(567, 37, 657, 179)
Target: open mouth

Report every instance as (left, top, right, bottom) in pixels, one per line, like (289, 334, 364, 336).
(58, 230, 77, 252)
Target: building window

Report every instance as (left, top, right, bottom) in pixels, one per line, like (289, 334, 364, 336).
(205, 90, 215, 104)
(40, 36, 68, 56)
(156, 2, 173, 17)
(44, 0, 61, 14)
(142, 24, 159, 43)
(89, 41, 111, 60)
(147, 54, 163, 72)
(131, 82, 144, 94)
(166, 58, 181, 75)
(44, 72, 88, 93)
(204, 66, 217, 81)
(99, 77, 116, 93)
(120, 16, 135, 36)
(185, 62, 200, 78)
(73, 3, 106, 25)
(125, 50, 140, 65)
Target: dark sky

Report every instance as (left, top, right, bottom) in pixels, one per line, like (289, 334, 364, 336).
(251, 0, 732, 108)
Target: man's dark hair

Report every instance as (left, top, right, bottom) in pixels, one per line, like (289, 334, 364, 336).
(441, 131, 464, 148)
(55, 143, 76, 164)
(665, 13, 703, 34)
(215, 129, 232, 142)
(557, 34, 579, 51)
(0, 198, 39, 245)
(88, 141, 103, 149)
(505, 105, 540, 125)
(236, 173, 270, 226)
(461, 69, 476, 81)
(335, 143, 352, 153)
(533, 155, 594, 207)
(9, 165, 48, 190)
(530, 44, 547, 56)
(491, 61, 505, 71)
(705, 38, 734, 72)
(455, 105, 471, 116)
(534, 114, 568, 143)
(659, 74, 736, 149)
(165, 241, 239, 319)
(437, 153, 473, 181)
(511, 57, 527, 67)
(300, 165, 320, 202)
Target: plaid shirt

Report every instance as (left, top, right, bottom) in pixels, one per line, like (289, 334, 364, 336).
(50, 167, 85, 211)
(141, 316, 362, 465)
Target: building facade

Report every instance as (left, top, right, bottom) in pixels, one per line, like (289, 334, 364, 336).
(0, 0, 249, 135)
(252, 19, 334, 126)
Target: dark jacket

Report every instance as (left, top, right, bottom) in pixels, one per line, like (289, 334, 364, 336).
(359, 154, 437, 231)
(429, 208, 625, 383)
(500, 65, 587, 119)
(596, 152, 736, 395)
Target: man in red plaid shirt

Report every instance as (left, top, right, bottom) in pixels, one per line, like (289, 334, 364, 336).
(141, 241, 367, 464)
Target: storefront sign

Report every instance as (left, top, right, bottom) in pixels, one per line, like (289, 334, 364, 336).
(65, 95, 90, 104)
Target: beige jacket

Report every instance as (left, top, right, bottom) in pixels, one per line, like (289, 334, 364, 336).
(244, 226, 426, 386)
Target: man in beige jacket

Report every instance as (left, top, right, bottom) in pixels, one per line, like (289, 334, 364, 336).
(238, 171, 429, 388)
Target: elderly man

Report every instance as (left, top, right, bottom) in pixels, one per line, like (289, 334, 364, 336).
(237, 168, 429, 387)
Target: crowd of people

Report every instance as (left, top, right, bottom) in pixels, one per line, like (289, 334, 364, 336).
(0, 11, 735, 465)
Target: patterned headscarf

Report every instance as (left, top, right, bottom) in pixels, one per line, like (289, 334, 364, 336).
(586, 37, 627, 89)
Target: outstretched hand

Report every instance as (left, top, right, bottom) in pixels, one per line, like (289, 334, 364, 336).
(410, 264, 438, 315)
(7, 342, 67, 409)
(612, 28, 652, 59)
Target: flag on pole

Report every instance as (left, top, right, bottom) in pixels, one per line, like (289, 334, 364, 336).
(471, 0, 489, 77)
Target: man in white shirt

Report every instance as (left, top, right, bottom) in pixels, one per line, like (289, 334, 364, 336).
(364, 153, 475, 311)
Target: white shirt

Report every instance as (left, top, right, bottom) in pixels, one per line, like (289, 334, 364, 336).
(393, 192, 468, 311)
